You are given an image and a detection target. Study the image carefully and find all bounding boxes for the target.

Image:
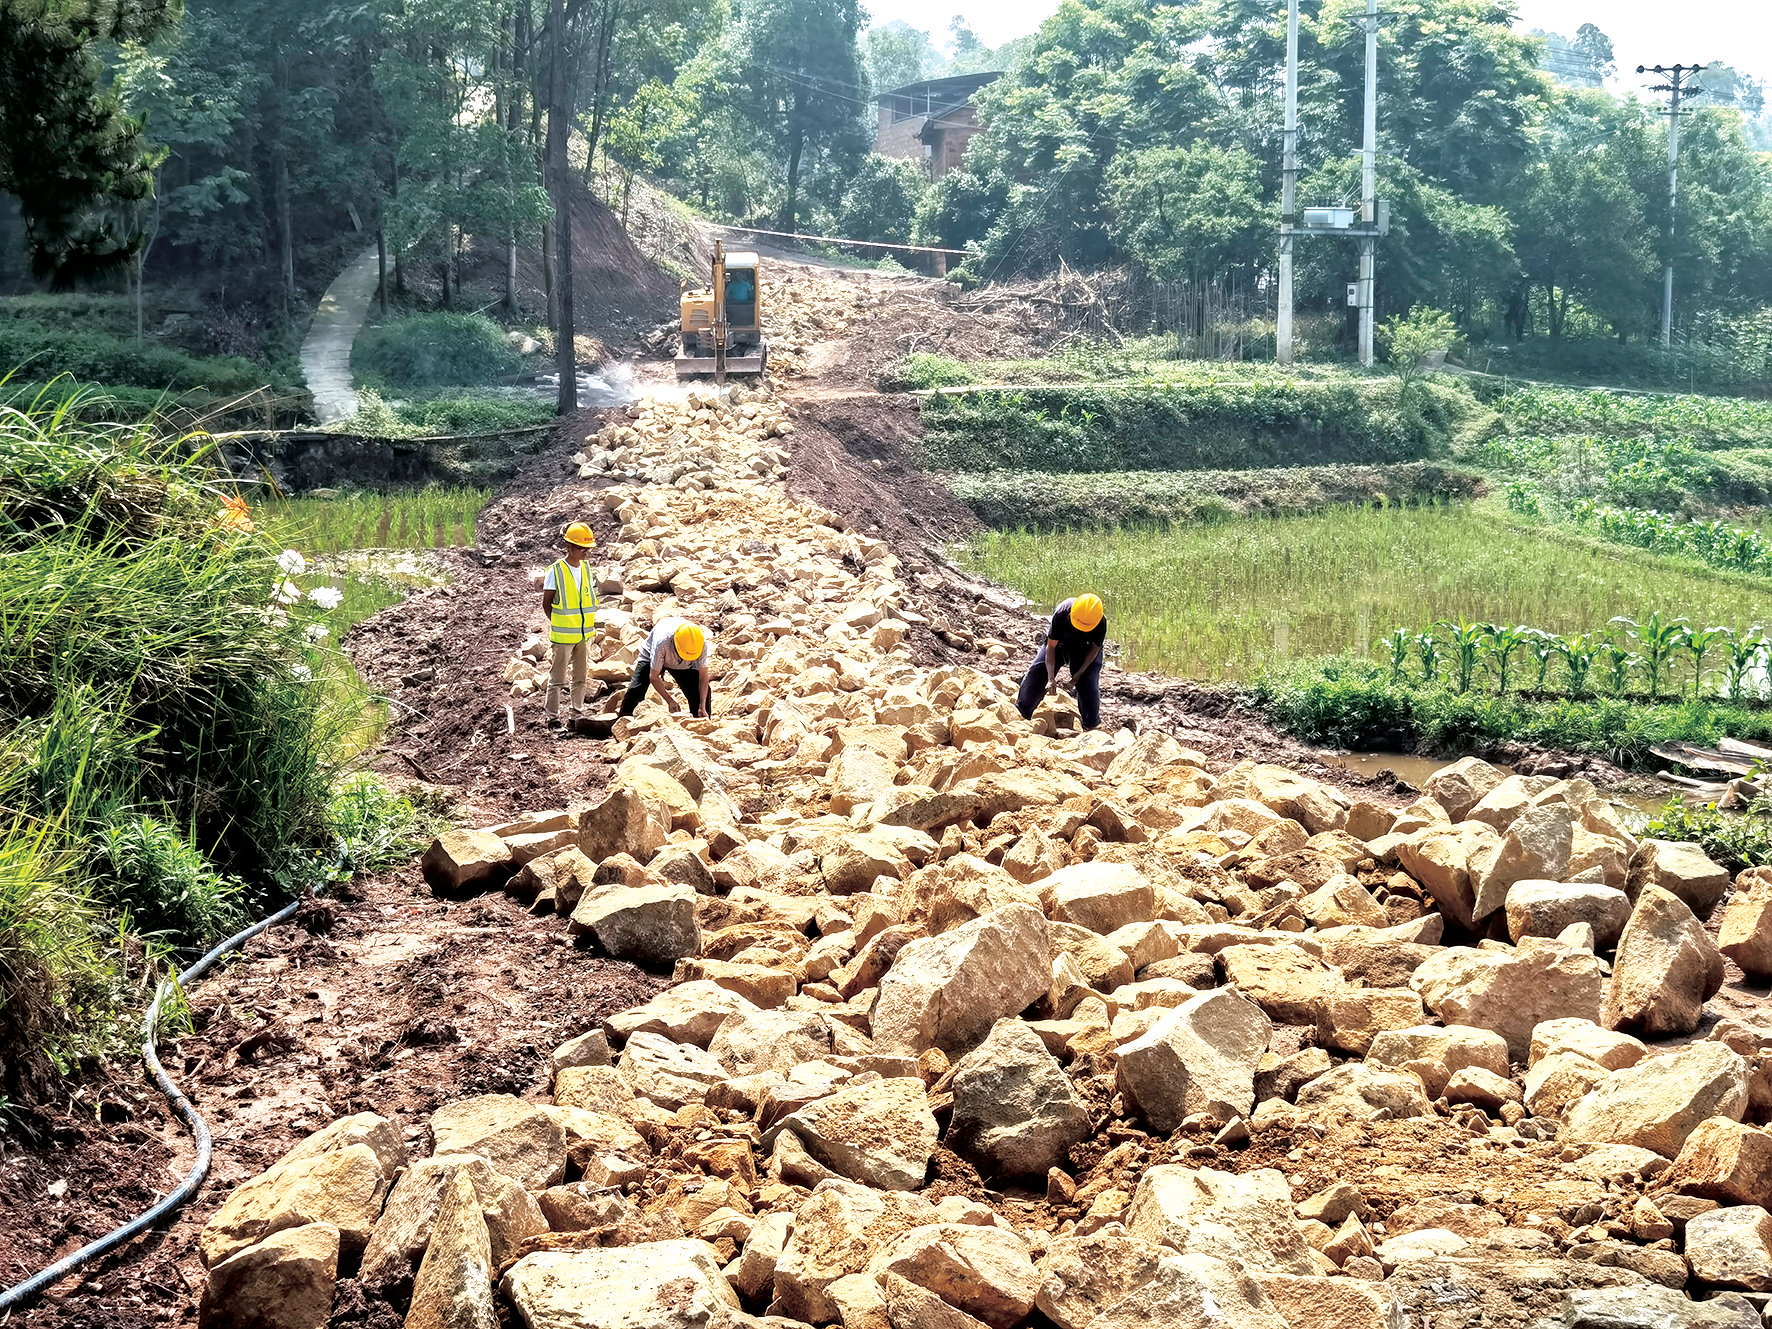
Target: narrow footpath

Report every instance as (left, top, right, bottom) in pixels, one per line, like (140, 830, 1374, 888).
(299, 246, 382, 423)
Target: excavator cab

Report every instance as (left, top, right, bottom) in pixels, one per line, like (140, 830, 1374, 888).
(676, 241, 768, 378)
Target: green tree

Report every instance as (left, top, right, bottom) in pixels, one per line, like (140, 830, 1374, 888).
(731, 0, 867, 232)
(1380, 304, 1457, 390)
(0, 0, 181, 283)
(829, 153, 927, 245)
(1105, 143, 1270, 281)
(866, 21, 938, 92)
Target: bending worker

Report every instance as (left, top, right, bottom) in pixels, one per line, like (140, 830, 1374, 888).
(1016, 594, 1106, 731)
(618, 617, 712, 718)
(542, 521, 598, 732)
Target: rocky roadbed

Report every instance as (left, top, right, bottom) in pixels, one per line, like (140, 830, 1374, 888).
(10, 266, 1772, 1329)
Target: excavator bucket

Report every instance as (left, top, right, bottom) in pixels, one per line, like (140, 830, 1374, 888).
(674, 345, 768, 377)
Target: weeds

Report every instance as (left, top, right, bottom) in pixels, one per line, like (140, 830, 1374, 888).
(260, 487, 490, 553)
(354, 313, 522, 390)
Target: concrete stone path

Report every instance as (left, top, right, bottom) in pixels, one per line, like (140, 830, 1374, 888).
(300, 246, 382, 423)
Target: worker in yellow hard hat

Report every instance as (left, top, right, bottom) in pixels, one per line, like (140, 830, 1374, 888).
(1016, 594, 1106, 730)
(617, 616, 712, 718)
(542, 521, 598, 731)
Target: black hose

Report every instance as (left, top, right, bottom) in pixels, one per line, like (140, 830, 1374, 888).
(0, 891, 314, 1311)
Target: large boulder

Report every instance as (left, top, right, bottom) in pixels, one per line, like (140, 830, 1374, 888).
(576, 786, 671, 865)
(1293, 1064, 1433, 1124)
(569, 882, 700, 964)
(1410, 944, 1605, 1061)
(430, 1094, 566, 1192)
(610, 981, 759, 1048)
(618, 1032, 728, 1110)
(1116, 989, 1271, 1131)
(771, 1077, 938, 1192)
(1088, 1253, 1289, 1329)
(873, 904, 1051, 1058)
(1216, 944, 1342, 1026)
(1563, 1041, 1750, 1158)
(499, 1241, 740, 1327)
(864, 1223, 1041, 1329)
(1211, 762, 1347, 834)
(1314, 989, 1427, 1057)
(1604, 886, 1725, 1038)
(1627, 840, 1732, 918)
(1661, 1118, 1772, 1206)
(1393, 822, 1502, 930)
(1528, 1019, 1646, 1072)
(421, 831, 512, 891)
(1719, 867, 1772, 980)
(1467, 803, 1575, 922)
(948, 1018, 1091, 1179)
(1366, 1025, 1509, 1099)
(199, 1223, 338, 1329)
(829, 743, 897, 815)
(1035, 1232, 1165, 1329)
(1124, 1165, 1315, 1275)
(1041, 862, 1158, 935)
(280, 1113, 407, 1180)
(360, 1154, 545, 1286)
(1257, 1275, 1407, 1329)
(1423, 757, 1508, 823)
(708, 1008, 834, 1078)
(1685, 1206, 1772, 1292)
(200, 1144, 389, 1267)
(1561, 1285, 1760, 1329)
(1504, 882, 1631, 949)
(771, 1181, 937, 1323)
(404, 1170, 496, 1329)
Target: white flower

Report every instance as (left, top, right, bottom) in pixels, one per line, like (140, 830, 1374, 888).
(289, 662, 313, 681)
(305, 623, 330, 643)
(307, 586, 344, 610)
(276, 549, 307, 576)
(273, 579, 302, 605)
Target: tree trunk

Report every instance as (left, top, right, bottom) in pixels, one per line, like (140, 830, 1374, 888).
(441, 224, 454, 307)
(783, 87, 806, 232)
(549, 0, 576, 417)
(542, 220, 555, 331)
(377, 228, 389, 316)
(275, 148, 295, 305)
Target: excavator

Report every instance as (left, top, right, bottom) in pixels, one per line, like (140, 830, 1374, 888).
(675, 240, 768, 379)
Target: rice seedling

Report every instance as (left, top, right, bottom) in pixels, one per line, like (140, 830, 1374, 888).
(967, 505, 1772, 683)
(258, 486, 489, 555)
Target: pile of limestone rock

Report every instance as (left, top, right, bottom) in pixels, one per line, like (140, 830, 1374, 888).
(755, 274, 891, 377)
(574, 385, 796, 490)
(194, 403, 1772, 1329)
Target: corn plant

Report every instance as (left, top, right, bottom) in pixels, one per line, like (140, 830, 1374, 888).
(1556, 632, 1599, 696)
(1482, 622, 1533, 695)
(1724, 626, 1770, 700)
(1376, 628, 1412, 683)
(1525, 629, 1557, 693)
(1612, 612, 1689, 699)
(1600, 635, 1638, 694)
(1439, 618, 1486, 695)
(1416, 632, 1441, 685)
(1683, 625, 1728, 698)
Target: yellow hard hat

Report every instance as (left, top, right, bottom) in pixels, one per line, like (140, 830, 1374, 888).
(564, 521, 595, 547)
(673, 622, 705, 661)
(1070, 594, 1105, 631)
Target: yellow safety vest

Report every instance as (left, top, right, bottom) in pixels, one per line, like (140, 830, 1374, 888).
(548, 559, 597, 644)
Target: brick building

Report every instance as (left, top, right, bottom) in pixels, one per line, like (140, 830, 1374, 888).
(872, 72, 1002, 180)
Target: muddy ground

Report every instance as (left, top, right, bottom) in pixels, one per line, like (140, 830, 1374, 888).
(0, 259, 1699, 1325)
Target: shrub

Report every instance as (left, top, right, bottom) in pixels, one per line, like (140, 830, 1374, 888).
(0, 320, 294, 395)
(354, 313, 522, 390)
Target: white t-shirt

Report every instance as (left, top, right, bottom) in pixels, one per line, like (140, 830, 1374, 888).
(544, 561, 592, 597)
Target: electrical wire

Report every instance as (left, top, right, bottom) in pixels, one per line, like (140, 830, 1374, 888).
(0, 878, 328, 1313)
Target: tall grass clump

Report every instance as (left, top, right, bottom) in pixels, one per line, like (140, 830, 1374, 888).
(354, 313, 522, 390)
(0, 389, 432, 1095)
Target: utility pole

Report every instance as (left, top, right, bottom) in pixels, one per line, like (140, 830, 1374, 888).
(1356, 0, 1378, 368)
(1276, 0, 1300, 366)
(1639, 63, 1706, 349)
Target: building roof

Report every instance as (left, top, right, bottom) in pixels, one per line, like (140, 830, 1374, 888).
(874, 72, 1002, 107)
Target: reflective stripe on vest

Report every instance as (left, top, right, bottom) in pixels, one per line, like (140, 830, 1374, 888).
(548, 559, 597, 644)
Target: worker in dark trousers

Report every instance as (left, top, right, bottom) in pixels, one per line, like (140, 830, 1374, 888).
(1016, 594, 1106, 730)
(618, 618, 712, 718)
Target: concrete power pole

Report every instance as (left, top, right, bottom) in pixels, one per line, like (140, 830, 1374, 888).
(1276, 0, 1300, 366)
(1639, 63, 1706, 349)
(1356, 0, 1378, 368)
